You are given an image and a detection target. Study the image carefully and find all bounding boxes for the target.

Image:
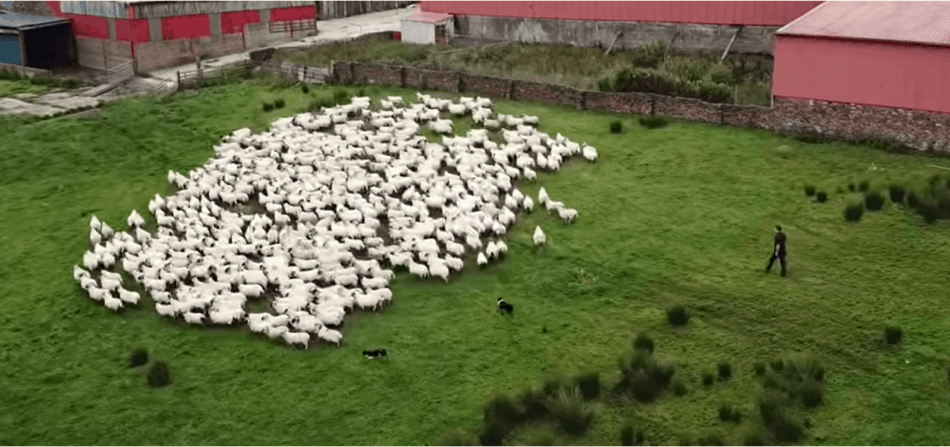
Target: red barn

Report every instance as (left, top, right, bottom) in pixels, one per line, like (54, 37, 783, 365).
(420, 1, 823, 55)
(43, 1, 317, 73)
(774, 1, 950, 114)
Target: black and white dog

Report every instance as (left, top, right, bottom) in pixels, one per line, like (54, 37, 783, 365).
(497, 298, 514, 316)
(363, 349, 387, 359)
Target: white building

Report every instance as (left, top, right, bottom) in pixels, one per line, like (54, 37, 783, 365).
(400, 8, 452, 45)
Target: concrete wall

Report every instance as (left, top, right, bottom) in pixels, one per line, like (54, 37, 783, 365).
(75, 36, 130, 70)
(133, 33, 246, 72)
(329, 61, 950, 153)
(319, 1, 414, 19)
(401, 21, 434, 45)
(454, 15, 779, 56)
(131, 1, 310, 19)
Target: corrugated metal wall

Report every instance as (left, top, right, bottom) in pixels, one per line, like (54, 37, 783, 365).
(131, 1, 312, 19)
(0, 33, 21, 65)
(270, 5, 316, 21)
(773, 36, 950, 115)
(58, 1, 127, 18)
(320, 1, 414, 19)
(420, 1, 823, 26)
(160, 13, 211, 40)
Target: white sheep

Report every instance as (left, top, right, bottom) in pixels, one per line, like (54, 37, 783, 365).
(282, 331, 310, 349)
(183, 312, 204, 325)
(117, 288, 140, 305)
(156, 302, 177, 317)
(533, 226, 546, 245)
(103, 295, 123, 312)
(317, 326, 342, 346)
(477, 252, 488, 266)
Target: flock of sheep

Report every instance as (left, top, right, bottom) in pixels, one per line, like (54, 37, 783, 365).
(72, 91, 597, 349)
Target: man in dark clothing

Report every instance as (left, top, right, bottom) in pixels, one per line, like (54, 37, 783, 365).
(766, 225, 787, 277)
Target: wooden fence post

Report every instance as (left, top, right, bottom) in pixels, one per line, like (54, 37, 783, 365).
(507, 80, 515, 100)
(456, 73, 463, 93)
(400, 66, 406, 88)
(176, 71, 181, 91)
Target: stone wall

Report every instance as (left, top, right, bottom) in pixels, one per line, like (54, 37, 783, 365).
(328, 61, 950, 153)
(133, 34, 245, 73)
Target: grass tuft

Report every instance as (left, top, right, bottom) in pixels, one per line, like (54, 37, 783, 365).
(610, 120, 623, 134)
(804, 185, 816, 196)
(633, 333, 655, 354)
(129, 348, 148, 368)
(146, 361, 171, 388)
(667, 306, 689, 326)
(865, 191, 885, 211)
(816, 191, 827, 203)
(545, 387, 596, 436)
(885, 326, 903, 345)
(844, 202, 864, 222)
(639, 115, 668, 129)
(717, 362, 732, 381)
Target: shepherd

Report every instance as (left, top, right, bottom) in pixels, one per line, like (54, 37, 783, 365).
(765, 225, 788, 277)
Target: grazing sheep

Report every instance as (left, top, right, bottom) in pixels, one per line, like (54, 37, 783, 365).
(477, 252, 488, 266)
(533, 226, 546, 245)
(281, 331, 310, 349)
(155, 302, 177, 317)
(183, 312, 204, 325)
(103, 295, 123, 312)
(117, 288, 140, 305)
(86, 286, 109, 302)
(318, 326, 343, 346)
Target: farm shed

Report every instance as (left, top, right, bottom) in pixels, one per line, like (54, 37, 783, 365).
(319, 1, 415, 20)
(41, 1, 317, 73)
(774, 1, 950, 114)
(419, 1, 823, 55)
(401, 8, 452, 45)
(0, 10, 74, 69)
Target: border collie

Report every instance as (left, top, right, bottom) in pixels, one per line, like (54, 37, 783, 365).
(497, 298, 514, 315)
(363, 349, 387, 359)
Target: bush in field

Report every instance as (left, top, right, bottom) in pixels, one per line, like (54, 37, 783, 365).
(666, 305, 689, 326)
(844, 202, 864, 222)
(519, 388, 549, 421)
(614, 351, 676, 403)
(865, 191, 885, 211)
(631, 41, 667, 69)
(640, 115, 669, 129)
(816, 191, 828, 203)
(620, 422, 645, 446)
(610, 120, 623, 134)
(633, 333, 655, 354)
(147, 361, 171, 388)
(483, 395, 523, 429)
(545, 387, 596, 436)
(478, 423, 506, 447)
(598, 78, 613, 92)
(858, 180, 870, 192)
(885, 326, 903, 345)
(301, 84, 309, 94)
(717, 362, 732, 381)
(262, 102, 274, 112)
(274, 98, 285, 109)
(804, 185, 816, 197)
(129, 348, 148, 368)
(889, 185, 906, 204)
(575, 372, 601, 400)
(702, 372, 715, 387)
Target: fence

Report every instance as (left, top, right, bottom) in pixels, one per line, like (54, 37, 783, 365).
(0, 62, 52, 78)
(106, 59, 135, 85)
(176, 59, 256, 91)
(256, 60, 331, 84)
(326, 60, 950, 153)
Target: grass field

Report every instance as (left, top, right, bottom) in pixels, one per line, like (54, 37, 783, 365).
(0, 79, 53, 98)
(276, 36, 773, 106)
(2, 78, 950, 446)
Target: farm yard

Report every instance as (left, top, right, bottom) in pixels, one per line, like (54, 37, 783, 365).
(2, 74, 950, 447)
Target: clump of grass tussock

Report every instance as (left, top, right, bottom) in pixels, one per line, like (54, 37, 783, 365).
(639, 115, 669, 129)
(844, 202, 864, 222)
(633, 332, 654, 354)
(129, 348, 148, 368)
(619, 422, 645, 446)
(864, 191, 885, 211)
(610, 120, 623, 134)
(614, 351, 676, 402)
(146, 361, 171, 388)
(667, 305, 689, 326)
(884, 326, 903, 345)
(574, 372, 601, 400)
(437, 430, 479, 446)
(545, 386, 597, 436)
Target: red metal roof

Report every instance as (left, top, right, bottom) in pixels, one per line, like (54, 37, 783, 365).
(777, 1, 950, 47)
(408, 8, 452, 23)
(420, 1, 823, 26)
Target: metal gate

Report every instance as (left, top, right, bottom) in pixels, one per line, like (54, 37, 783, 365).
(0, 33, 21, 66)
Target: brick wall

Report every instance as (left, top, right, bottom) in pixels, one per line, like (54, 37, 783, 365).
(326, 60, 950, 153)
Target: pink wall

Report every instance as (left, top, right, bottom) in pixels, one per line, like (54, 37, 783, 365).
(269, 5, 317, 22)
(221, 10, 260, 34)
(161, 14, 211, 40)
(773, 36, 950, 115)
(115, 18, 149, 43)
(66, 14, 109, 39)
(420, 1, 823, 26)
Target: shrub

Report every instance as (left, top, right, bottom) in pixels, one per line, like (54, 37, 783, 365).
(848, 183, 856, 192)
(673, 379, 688, 396)
(575, 372, 601, 400)
(667, 305, 689, 326)
(478, 423, 506, 447)
(717, 362, 732, 381)
(804, 185, 816, 196)
(262, 102, 274, 112)
(597, 78, 613, 92)
(619, 422, 644, 446)
(799, 381, 823, 409)
(864, 191, 885, 211)
(633, 333, 655, 354)
(301, 84, 309, 94)
(545, 387, 596, 436)
(917, 199, 940, 224)
(483, 395, 523, 428)
(816, 191, 828, 203)
(129, 348, 149, 368)
(437, 430, 478, 446)
(718, 404, 742, 423)
(542, 378, 565, 397)
(753, 362, 767, 376)
(889, 185, 906, 204)
(610, 120, 623, 134)
(615, 352, 675, 402)
(639, 115, 669, 129)
(858, 180, 870, 192)
(844, 202, 864, 222)
(702, 372, 715, 387)
(147, 361, 171, 388)
(274, 98, 285, 109)
(885, 326, 903, 345)
(907, 190, 920, 208)
(519, 389, 549, 421)
(631, 41, 667, 69)
(766, 411, 804, 443)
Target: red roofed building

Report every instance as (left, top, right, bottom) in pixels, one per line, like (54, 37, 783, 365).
(419, 1, 823, 55)
(401, 8, 452, 45)
(774, 1, 950, 114)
